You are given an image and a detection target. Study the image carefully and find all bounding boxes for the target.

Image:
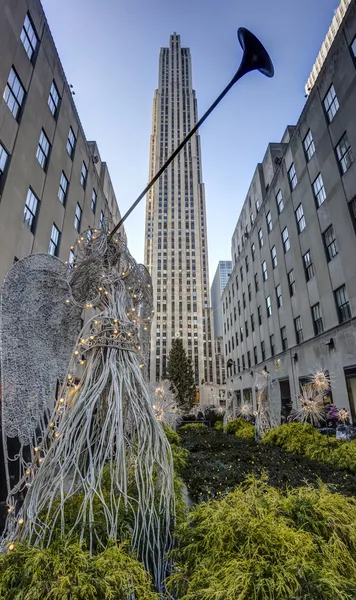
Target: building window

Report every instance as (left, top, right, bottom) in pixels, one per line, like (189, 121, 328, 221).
(350, 197, 356, 231)
(254, 272, 259, 292)
(335, 132, 354, 174)
(251, 242, 256, 262)
(74, 203, 82, 232)
(261, 340, 265, 361)
(245, 320, 249, 338)
(254, 346, 258, 364)
(66, 127, 76, 158)
(251, 313, 255, 332)
(276, 189, 284, 214)
(48, 81, 60, 118)
(270, 334, 275, 357)
(247, 351, 251, 368)
(250, 212, 254, 226)
(58, 171, 69, 205)
(91, 189, 97, 213)
(255, 199, 260, 213)
(20, 13, 38, 61)
(36, 129, 51, 170)
(48, 223, 61, 256)
(80, 162, 88, 189)
(258, 305, 262, 325)
(303, 250, 314, 281)
(240, 327, 244, 343)
(313, 173, 326, 207)
(258, 228, 264, 248)
(266, 211, 272, 232)
(0, 142, 9, 180)
(351, 36, 356, 60)
(271, 246, 277, 269)
(100, 210, 105, 229)
(323, 224, 338, 261)
(245, 255, 249, 273)
(323, 84, 339, 123)
(4, 68, 25, 120)
(295, 204, 306, 233)
(248, 283, 252, 302)
(288, 163, 297, 190)
(281, 326, 288, 351)
(334, 285, 351, 323)
(288, 269, 296, 297)
(242, 355, 246, 370)
(266, 296, 272, 318)
(282, 227, 290, 253)
(312, 303, 324, 335)
(23, 188, 39, 232)
(262, 260, 268, 281)
(303, 129, 315, 161)
(69, 249, 76, 266)
(294, 316, 303, 344)
(238, 300, 241, 316)
(276, 284, 282, 308)
(243, 293, 246, 309)
(240, 266, 243, 282)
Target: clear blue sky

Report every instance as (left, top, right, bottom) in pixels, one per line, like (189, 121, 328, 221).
(42, 0, 338, 283)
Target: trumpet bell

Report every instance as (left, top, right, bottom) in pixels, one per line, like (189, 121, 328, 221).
(237, 27, 274, 78)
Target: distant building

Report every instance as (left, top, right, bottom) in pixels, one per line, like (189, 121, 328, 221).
(211, 260, 232, 337)
(0, 0, 121, 288)
(222, 0, 356, 420)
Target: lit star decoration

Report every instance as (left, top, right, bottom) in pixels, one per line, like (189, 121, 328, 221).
(150, 380, 182, 429)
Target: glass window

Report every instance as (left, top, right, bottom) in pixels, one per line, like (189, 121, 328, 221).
(271, 246, 277, 269)
(100, 210, 105, 229)
(255, 199, 260, 213)
(0, 142, 9, 179)
(243, 292, 246, 309)
(258, 305, 262, 325)
(303, 250, 314, 281)
(240, 265, 243, 282)
(251, 313, 255, 332)
(66, 127, 76, 158)
(20, 13, 38, 61)
(245, 255, 249, 273)
(80, 161, 88, 188)
(351, 36, 356, 59)
(262, 260, 268, 281)
(254, 272, 259, 292)
(350, 197, 356, 230)
(248, 283, 252, 302)
(91, 189, 97, 213)
(282, 227, 290, 252)
(312, 303, 324, 335)
(266, 211, 272, 232)
(251, 242, 256, 262)
(250, 212, 254, 226)
(335, 285, 351, 323)
(288, 269, 296, 297)
(258, 228, 264, 248)
(276, 283, 282, 308)
(303, 129, 315, 161)
(58, 171, 68, 205)
(288, 163, 297, 190)
(336, 133, 354, 174)
(323, 224, 338, 261)
(281, 326, 288, 351)
(270, 334, 275, 357)
(254, 346, 258, 364)
(24, 188, 39, 232)
(36, 129, 51, 170)
(74, 202, 82, 232)
(238, 300, 241, 315)
(276, 189, 284, 214)
(247, 351, 251, 368)
(245, 320, 249, 337)
(49, 223, 60, 256)
(295, 203, 306, 233)
(313, 173, 326, 207)
(266, 295, 272, 317)
(3, 67, 25, 120)
(261, 340, 265, 361)
(294, 316, 303, 344)
(48, 81, 60, 117)
(323, 84, 339, 123)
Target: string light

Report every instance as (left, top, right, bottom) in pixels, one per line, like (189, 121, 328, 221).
(67, 375, 73, 380)
(39, 457, 44, 463)
(65, 299, 70, 304)
(54, 432, 60, 439)
(89, 336, 94, 340)
(114, 330, 118, 334)
(25, 469, 30, 475)
(7, 506, 13, 513)
(18, 519, 24, 525)
(9, 544, 15, 551)
(59, 398, 65, 404)
(49, 422, 55, 428)
(34, 447, 38, 452)
(139, 364, 144, 369)
(74, 351, 79, 356)
(81, 338, 86, 344)
(98, 287, 103, 291)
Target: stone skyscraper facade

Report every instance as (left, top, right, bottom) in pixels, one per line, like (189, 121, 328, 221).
(145, 33, 214, 387)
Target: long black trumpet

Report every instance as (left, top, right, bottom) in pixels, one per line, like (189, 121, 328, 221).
(109, 27, 274, 239)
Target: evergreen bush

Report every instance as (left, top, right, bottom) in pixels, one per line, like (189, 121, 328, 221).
(226, 418, 255, 439)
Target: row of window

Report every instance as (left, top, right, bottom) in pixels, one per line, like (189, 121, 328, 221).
(225, 283, 352, 368)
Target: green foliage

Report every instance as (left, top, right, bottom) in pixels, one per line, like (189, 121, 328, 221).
(0, 541, 159, 600)
(163, 424, 181, 446)
(168, 475, 356, 599)
(166, 338, 196, 411)
(179, 423, 208, 431)
(214, 420, 223, 431)
(262, 423, 356, 474)
(226, 418, 255, 439)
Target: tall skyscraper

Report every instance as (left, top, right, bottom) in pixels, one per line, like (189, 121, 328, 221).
(211, 260, 232, 338)
(145, 33, 214, 387)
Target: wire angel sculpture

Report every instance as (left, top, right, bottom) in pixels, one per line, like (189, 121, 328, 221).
(289, 369, 330, 427)
(254, 370, 281, 441)
(149, 380, 182, 429)
(0, 225, 174, 591)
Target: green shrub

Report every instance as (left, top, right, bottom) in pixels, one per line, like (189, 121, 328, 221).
(0, 541, 159, 600)
(214, 420, 223, 431)
(332, 440, 356, 474)
(226, 418, 255, 439)
(179, 423, 208, 431)
(168, 475, 356, 599)
(163, 424, 181, 446)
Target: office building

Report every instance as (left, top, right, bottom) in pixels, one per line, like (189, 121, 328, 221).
(144, 33, 214, 387)
(222, 0, 356, 420)
(0, 0, 121, 290)
(211, 260, 232, 337)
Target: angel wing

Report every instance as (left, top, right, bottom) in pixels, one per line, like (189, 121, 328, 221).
(1, 254, 82, 445)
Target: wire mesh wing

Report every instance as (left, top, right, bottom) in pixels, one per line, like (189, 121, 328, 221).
(0, 254, 82, 445)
